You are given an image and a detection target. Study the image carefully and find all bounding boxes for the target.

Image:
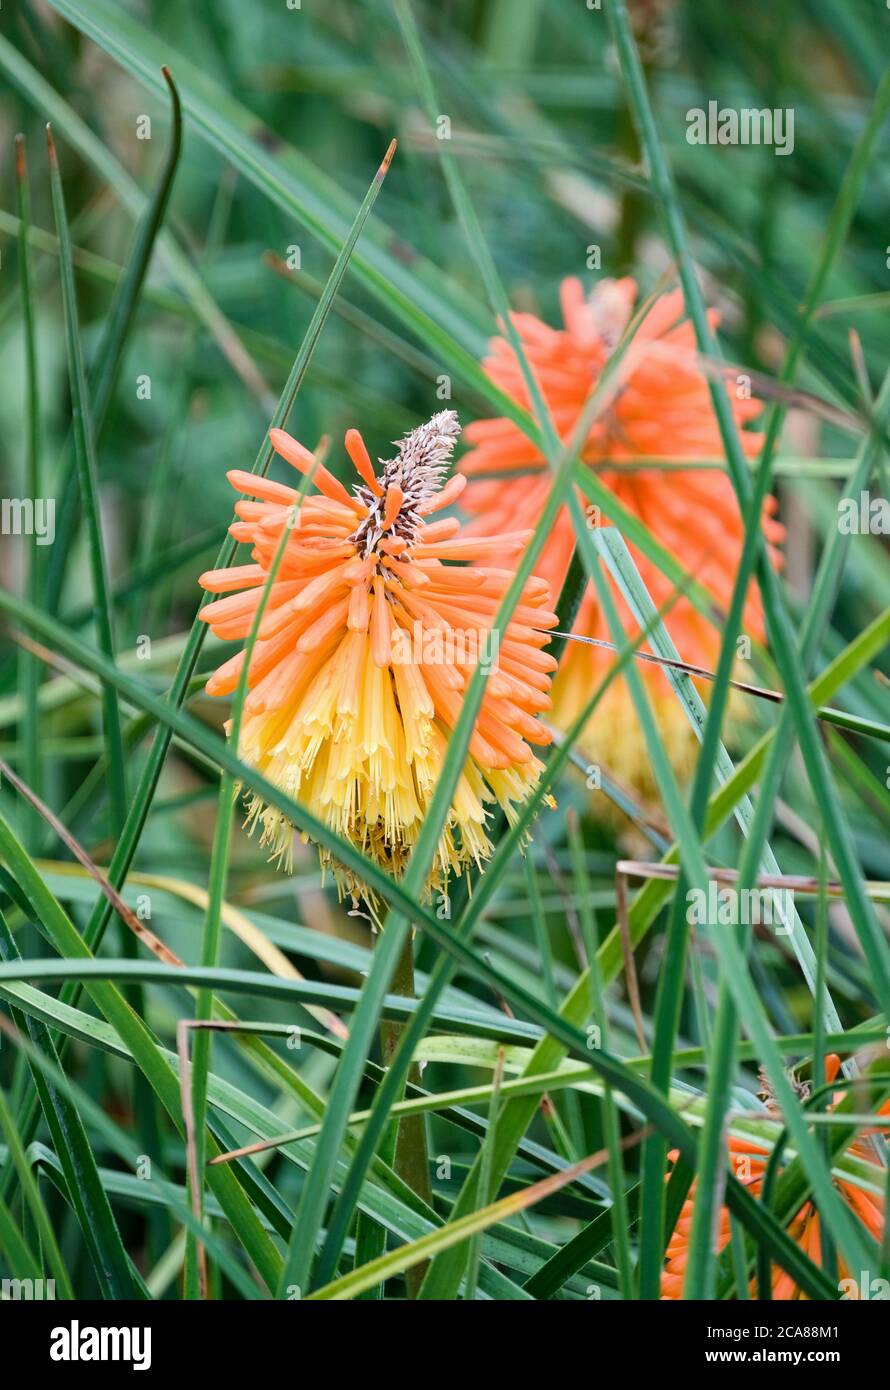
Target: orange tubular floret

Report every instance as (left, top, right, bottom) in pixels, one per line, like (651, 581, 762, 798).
(381, 557, 430, 587)
(379, 537, 409, 556)
(347, 582, 371, 632)
(292, 561, 355, 612)
(371, 579, 393, 666)
(199, 563, 265, 593)
(417, 517, 460, 543)
(296, 597, 351, 652)
(205, 650, 245, 697)
(345, 428, 383, 495)
(226, 470, 298, 505)
(383, 485, 404, 530)
(418, 472, 467, 514)
(269, 428, 360, 510)
(413, 563, 487, 590)
(199, 590, 264, 627)
(412, 532, 532, 560)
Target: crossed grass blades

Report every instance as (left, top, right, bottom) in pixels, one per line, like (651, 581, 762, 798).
(0, 0, 889, 1302)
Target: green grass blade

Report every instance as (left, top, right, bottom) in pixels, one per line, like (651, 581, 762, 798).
(92, 66, 183, 419)
(606, 0, 890, 1291)
(576, 503, 877, 1280)
(0, 1191, 41, 1282)
(14, 135, 42, 853)
(45, 66, 183, 615)
(46, 125, 127, 835)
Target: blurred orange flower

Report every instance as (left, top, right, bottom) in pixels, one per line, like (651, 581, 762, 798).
(662, 1056, 887, 1299)
(459, 277, 784, 798)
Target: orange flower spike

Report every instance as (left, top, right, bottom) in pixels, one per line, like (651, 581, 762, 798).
(199, 410, 555, 909)
(459, 276, 784, 797)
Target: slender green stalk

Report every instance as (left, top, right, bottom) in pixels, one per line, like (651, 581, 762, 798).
(0, 1192, 42, 1281)
(525, 855, 557, 1009)
(378, 934, 433, 1298)
(464, 1048, 505, 1302)
(353, 934, 419, 1301)
(813, 838, 838, 1284)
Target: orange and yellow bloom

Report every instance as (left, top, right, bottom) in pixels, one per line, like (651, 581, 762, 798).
(198, 410, 556, 906)
(459, 277, 784, 794)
